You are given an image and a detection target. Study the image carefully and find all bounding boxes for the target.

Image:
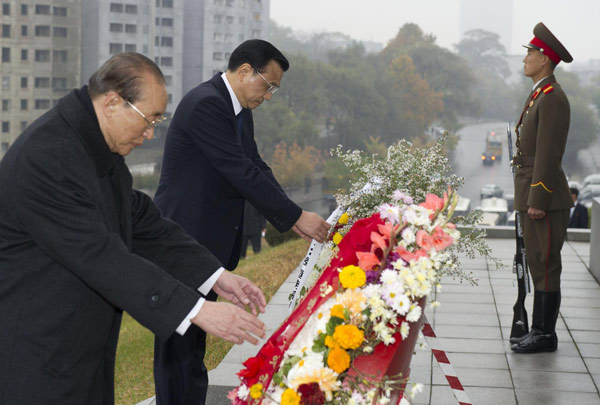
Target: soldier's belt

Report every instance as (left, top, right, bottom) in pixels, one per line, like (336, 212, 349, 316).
(512, 156, 535, 167)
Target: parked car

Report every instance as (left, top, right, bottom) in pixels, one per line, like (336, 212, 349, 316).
(579, 184, 600, 208)
(582, 174, 600, 189)
(480, 184, 503, 200)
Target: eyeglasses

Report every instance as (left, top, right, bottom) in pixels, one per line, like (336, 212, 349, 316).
(254, 69, 279, 95)
(125, 100, 167, 128)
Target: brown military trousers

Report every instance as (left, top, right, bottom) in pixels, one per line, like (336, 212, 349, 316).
(520, 209, 570, 292)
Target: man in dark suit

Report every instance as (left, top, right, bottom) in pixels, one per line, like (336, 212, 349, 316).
(241, 202, 267, 259)
(153, 40, 330, 404)
(568, 187, 589, 228)
(510, 23, 573, 354)
(0, 53, 266, 404)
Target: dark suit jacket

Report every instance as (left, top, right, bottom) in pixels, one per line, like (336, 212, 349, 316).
(154, 73, 302, 269)
(243, 202, 266, 236)
(0, 88, 222, 404)
(569, 203, 588, 228)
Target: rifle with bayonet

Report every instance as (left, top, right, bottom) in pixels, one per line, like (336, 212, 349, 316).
(507, 124, 531, 341)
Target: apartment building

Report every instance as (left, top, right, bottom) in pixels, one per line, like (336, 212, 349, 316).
(0, 0, 81, 156)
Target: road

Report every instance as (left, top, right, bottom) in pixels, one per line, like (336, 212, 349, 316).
(452, 121, 514, 209)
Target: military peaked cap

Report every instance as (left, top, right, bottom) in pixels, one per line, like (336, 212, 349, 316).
(523, 22, 573, 64)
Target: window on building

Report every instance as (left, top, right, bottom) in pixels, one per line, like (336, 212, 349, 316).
(1, 142, 9, 153)
(162, 18, 173, 27)
(214, 0, 223, 5)
(224, 33, 232, 43)
(110, 3, 123, 13)
(253, 12, 261, 21)
(1, 24, 10, 38)
(125, 24, 137, 33)
(155, 17, 160, 26)
(35, 25, 51, 37)
(35, 4, 51, 15)
(110, 23, 123, 32)
(21, 77, 28, 88)
(226, 0, 234, 7)
(124, 43, 136, 52)
(53, 6, 67, 16)
(109, 43, 123, 54)
(52, 78, 67, 90)
(168, 94, 172, 104)
(53, 27, 67, 38)
(154, 36, 159, 46)
(160, 57, 172, 67)
(2, 3, 9, 15)
(21, 49, 27, 60)
(225, 52, 231, 60)
(213, 32, 222, 42)
(53, 50, 67, 62)
(143, 45, 148, 54)
(20, 121, 27, 131)
(164, 75, 172, 85)
(2, 76, 9, 90)
(226, 16, 234, 24)
(252, 29, 260, 37)
(213, 52, 223, 61)
(213, 15, 222, 23)
(162, 0, 173, 8)
(20, 99, 27, 110)
(1, 99, 9, 111)
(21, 25, 27, 36)
(1, 47, 9, 63)
(35, 77, 50, 88)
(161, 36, 173, 47)
(21, 4, 27, 15)
(155, 0, 160, 6)
(35, 50, 50, 62)
(35, 99, 51, 110)
(2, 121, 9, 133)
(125, 4, 137, 14)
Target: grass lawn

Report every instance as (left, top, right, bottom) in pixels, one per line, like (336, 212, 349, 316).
(114, 238, 308, 405)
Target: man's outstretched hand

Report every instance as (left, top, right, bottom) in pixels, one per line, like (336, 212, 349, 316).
(212, 271, 266, 315)
(192, 301, 265, 345)
(293, 210, 329, 243)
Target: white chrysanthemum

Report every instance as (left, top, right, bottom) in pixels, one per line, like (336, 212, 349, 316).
(402, 209, 418, 225)
(401, 226, 416, 245)
(400, 321, 410, 339)
(237, 384, 249, 400)
(361, 284, 380, 299)
(406, 304, 422, 322)
(285, 352, 326, 385)
(379, 203, 401, 224)
(380, 269, 399, 286)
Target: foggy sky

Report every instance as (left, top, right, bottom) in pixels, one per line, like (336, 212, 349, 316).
(271, 0, 599, 65)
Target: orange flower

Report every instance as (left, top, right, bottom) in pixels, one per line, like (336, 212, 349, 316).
(333, 324, 364, 350)
(325, 335, 340, 349)
(327, 347, 350, 374)
(396, 245, 427, 263)
(370, 231, 387, 252)
(356, 251, 380, 271)
(416, 230, 434, 251)
(377, 222, 394, 240)
(419, 193, 444, 212)
(431, 226, 453, 251)
(330, 304, 345, 320)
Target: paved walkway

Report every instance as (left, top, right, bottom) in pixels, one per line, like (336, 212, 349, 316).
(140, 236, 600, 404)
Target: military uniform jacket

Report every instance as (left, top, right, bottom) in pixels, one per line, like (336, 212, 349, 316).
(0, 88, 222, 404)
(514, 75, 572, 211)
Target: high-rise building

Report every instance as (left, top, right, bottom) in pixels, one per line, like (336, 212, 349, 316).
(0, 0, 81, 157)
(182, 0, 270, 93)
(81, 0, 184, 115)
(459, 0, 513, 53)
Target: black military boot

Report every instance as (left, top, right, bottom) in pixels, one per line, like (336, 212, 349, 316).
(511, 290, 560, 353)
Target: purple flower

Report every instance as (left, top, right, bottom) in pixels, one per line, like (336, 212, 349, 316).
(366, 270, 380, 284)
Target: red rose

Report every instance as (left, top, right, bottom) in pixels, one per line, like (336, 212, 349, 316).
(298, 382, 325, 405)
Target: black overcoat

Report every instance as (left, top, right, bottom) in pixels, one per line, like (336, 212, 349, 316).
(0, 88, 222, 404)
(154, 73, 302, 269)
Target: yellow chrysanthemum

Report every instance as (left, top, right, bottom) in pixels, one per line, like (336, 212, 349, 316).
(338, 212, 349, 224)
(330, 304, 345, 320)
(281, 388, 301, 405)
(327, 347, 350, 374)
(249, 383, 263, 399)
(325, 335, 340, 349)
(339, 265, 366, 289)
(332, 232, 343, 245)
(333, 324, 364, 350)
(335, 289, 366, 320)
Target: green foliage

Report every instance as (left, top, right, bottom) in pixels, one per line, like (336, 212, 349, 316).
(264, 221, 299, 246)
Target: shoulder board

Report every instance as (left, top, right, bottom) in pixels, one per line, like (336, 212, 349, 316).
(542, 84, 554, 94)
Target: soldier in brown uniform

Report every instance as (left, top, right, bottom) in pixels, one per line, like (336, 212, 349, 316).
(511, 23, 573, 353)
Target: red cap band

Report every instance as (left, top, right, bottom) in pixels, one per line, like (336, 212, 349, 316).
(530, 37, 561, 64)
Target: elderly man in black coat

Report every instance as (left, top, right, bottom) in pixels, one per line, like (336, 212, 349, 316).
(0, 53, 266, 404)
